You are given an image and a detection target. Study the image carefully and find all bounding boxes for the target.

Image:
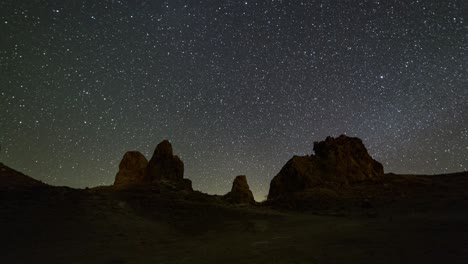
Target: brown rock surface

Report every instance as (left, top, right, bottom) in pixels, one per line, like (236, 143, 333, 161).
(146, 140, 184, 183)
(224, 175, 255, 204)
(312, 135, 383, 183)
(113, 151, 148, 186)
(112, 140, 192, 191)
(268, 135, 384, 200)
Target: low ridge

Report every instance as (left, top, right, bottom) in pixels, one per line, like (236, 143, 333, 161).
(0, 163, 47, 189)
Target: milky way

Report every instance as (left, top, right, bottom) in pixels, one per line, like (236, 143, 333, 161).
(0, 0, 466, 199)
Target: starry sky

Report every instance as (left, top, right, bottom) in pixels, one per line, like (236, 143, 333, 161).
(0, 0, 466, 200)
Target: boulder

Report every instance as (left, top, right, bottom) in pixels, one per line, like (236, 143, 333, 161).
(113, 151, 148, 186)
(268, 135, 384, 200)
(146, 140, 184, 183)
(224, 175, 255, 204)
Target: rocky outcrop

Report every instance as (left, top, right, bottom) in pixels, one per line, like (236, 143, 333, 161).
(268, 155, 316, 200)
(268, 135, 384, 200)
(146, 140, 184, 183)
(224, 175, 255, 204)
(312, 135, 383, 183)
(113, 151, 148, 186)
(113, 140, 192, 191)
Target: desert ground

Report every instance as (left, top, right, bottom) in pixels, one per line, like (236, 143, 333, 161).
(1, 173, 468, 264)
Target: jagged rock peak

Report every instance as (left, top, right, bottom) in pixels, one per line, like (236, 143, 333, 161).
(152, 140, 174, 159)
(313, 135, 365, 158)
(231, 175, 250, 191)
(268, 135, 384, 200)
(312, 134, 384, 183)
(146, 140, 184, 183)
(224, 175, 255, 204)
(113, 140, 191, 191)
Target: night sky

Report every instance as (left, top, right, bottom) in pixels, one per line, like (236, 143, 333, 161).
(0, 0, 466, 200)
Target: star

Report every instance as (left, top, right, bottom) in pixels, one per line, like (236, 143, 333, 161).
(0, 0, 465, 199)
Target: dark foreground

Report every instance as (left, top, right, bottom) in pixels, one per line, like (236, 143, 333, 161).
(1, 177, 468, 264)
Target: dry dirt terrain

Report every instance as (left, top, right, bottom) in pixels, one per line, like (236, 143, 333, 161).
(1, 175, 468, 264)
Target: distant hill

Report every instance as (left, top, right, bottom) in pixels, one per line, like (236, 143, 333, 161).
(0, 163, 47, 189)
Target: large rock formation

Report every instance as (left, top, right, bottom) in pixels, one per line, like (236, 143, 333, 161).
(268, 135, 384, 200)
(113, 140, 192, 191)
(224, 175, 255, 204)
(146, 140, 184, 183)
(113, 151, 148, 186)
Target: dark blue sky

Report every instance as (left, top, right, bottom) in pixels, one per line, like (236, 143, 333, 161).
(1, 0, 466, 199)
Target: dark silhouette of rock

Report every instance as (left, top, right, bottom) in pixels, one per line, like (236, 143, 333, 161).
(114, 151, 148, 186)
(268, 135, 384, 200)
(113, 140, 192, 191)
(268, 155, 316, 200)
(160, 178, 193, 191)
(179, 178, 193, 191)
(0, 163, 47, 189)
(312, 135, 383, 183)
(224, 175, 255, 204)
(146, 140, 184, 183)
